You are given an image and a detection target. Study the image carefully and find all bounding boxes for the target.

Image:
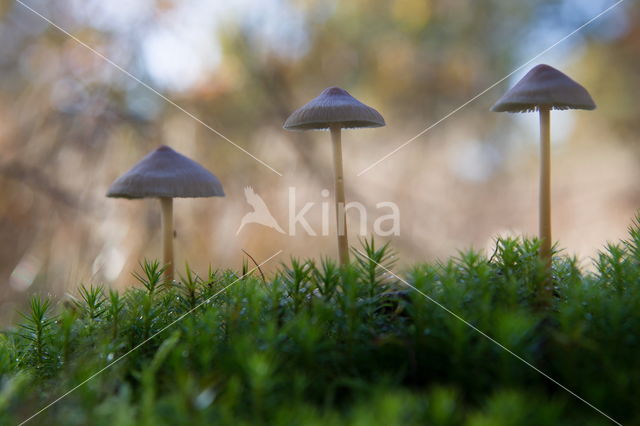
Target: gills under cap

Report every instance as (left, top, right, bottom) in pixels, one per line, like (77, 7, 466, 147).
(283, 86, 385, 130)
(491, 64, 596, 113)
(107, 145, 225, 199)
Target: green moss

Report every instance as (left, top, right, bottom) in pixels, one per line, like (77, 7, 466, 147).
(3, 223, 640, 425)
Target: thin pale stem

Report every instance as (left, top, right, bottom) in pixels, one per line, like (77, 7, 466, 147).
(160, 197, 174, 282)
(331, 124, 349, 266)
(539, 107, 552, 297)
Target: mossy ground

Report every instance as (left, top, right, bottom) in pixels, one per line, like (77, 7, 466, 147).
(2, 223, 640, 425)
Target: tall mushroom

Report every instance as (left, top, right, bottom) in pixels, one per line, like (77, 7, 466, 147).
(107, 145, 224, 282)
(492, 64, 595, 290)
(284, 87, 385, 266)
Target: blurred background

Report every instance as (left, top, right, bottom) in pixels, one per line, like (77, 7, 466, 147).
(0, 0, 638, 322)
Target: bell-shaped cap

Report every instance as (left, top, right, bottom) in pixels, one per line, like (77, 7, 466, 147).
(491, 64, 596, 113)
(107, 145, 225, 199)
(284, 86, 385, 130)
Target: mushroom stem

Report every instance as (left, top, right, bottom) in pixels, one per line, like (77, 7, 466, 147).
(160, 197, 174, 282)
(539, 107, 552, 287)
(330, 124, 349, 266)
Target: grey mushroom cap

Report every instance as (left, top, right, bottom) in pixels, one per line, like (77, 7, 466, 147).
(283, 86, 385, 130)
(107, 145, 225, 199)
(491, 64, 596, 113)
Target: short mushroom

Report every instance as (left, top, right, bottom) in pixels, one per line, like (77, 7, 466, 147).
(107, 145, 224, 282)
(284, 87, 385, 266)
(492, 64, 595, 284)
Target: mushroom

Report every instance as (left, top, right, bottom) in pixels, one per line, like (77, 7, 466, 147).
(492, 64, 595, 282)
(284, 87, 385, 266)
(107, 145, 224, 282)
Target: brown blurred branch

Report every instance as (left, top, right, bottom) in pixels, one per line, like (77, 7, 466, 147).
(0, 161, 80, 209)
